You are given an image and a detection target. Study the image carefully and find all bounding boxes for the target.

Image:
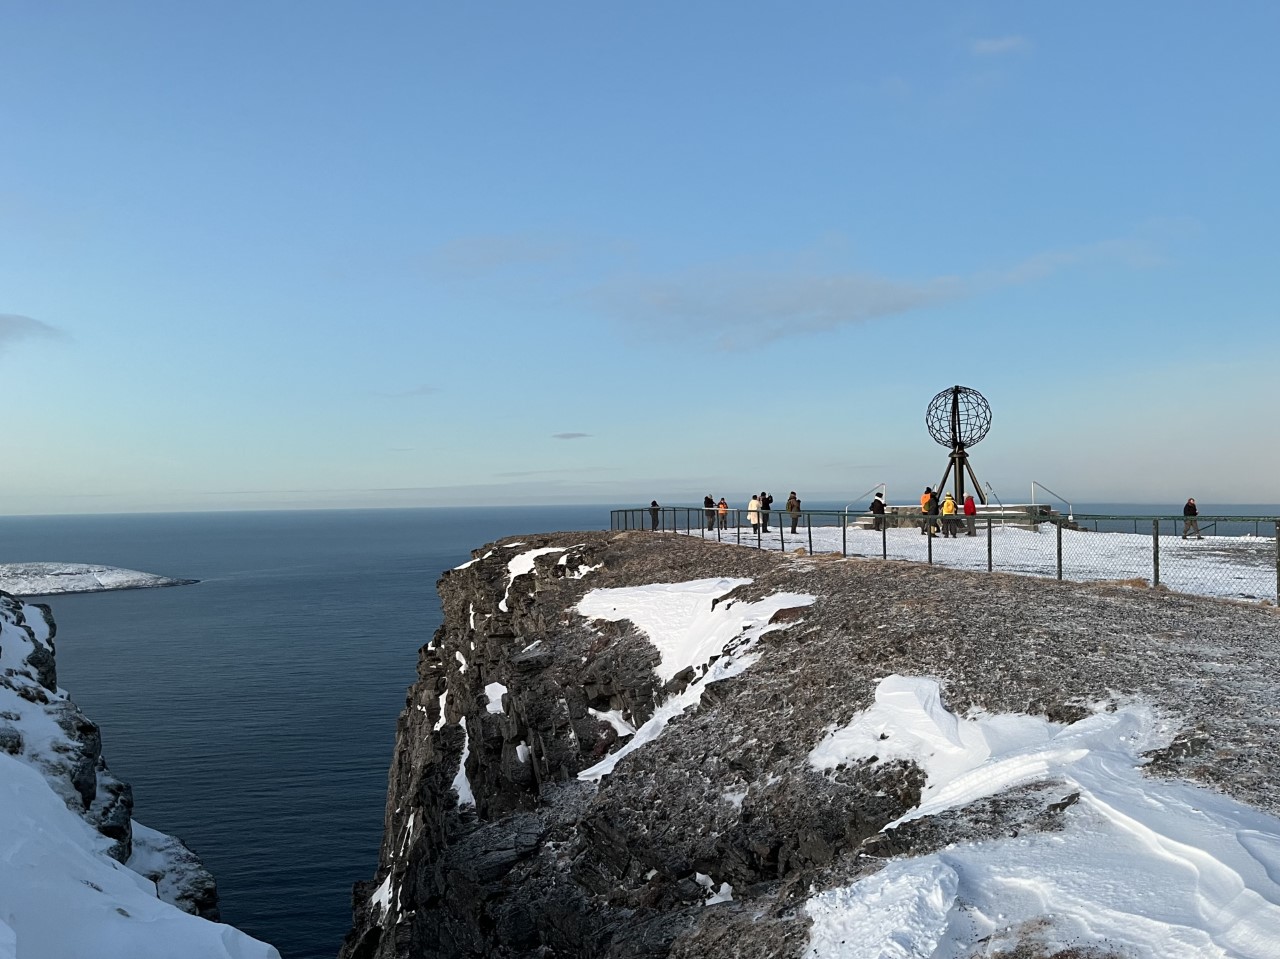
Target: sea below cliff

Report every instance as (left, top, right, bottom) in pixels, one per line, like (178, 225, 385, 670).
(0, 506, 608, 959)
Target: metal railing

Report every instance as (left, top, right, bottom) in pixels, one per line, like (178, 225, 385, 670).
(610, 508, 1280, 603)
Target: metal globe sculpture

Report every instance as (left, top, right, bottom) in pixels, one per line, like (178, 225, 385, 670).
(925, 385, 992, 505)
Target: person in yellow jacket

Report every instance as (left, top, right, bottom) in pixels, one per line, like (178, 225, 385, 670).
(940, 492, 959, 538)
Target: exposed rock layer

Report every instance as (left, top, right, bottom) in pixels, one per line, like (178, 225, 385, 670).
(339, 531, 1280, 958)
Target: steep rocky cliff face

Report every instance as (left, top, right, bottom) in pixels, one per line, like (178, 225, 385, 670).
(0, 590, 219, 918)
(340, 531, 1280, 959)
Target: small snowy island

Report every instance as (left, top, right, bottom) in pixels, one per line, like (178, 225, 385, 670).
(0, 563, 198, 597)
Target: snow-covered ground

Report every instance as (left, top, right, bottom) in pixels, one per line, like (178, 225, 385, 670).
(1, 595, 278, 958)
(681, 523, 1278, 602)
(569, 572, 1280, 956)
(0, 562, 196, 597)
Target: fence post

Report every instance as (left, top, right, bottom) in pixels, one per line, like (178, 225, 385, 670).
(927, 525, 933, 564)
(756, 522, 762, 550)
(1152, 519, 1160, 588)
(987, 517, 993, 572)
(808, 514, 813, 554)
(736, 511, 741, 546)
(881, 516, 887, 560)
(1056, 519, 1063, 581)
(779, 522, 785, 551)
(1275, 522, 1279, 604)
(842, 520, 847, 558)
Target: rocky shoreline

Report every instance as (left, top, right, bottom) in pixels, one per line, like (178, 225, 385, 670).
(340, 530, 1280, 958)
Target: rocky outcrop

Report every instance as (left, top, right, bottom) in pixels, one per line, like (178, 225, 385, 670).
(340, 531, 1280, 959)
(0, 590, 219, 919)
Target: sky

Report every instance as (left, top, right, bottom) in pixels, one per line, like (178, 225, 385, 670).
(2, 2, 1278, 514)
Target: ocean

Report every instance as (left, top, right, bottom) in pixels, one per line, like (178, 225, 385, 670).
(0, 506, 608, 959)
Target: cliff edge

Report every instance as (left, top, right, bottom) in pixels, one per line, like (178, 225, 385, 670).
(341, 531, 1280, 959)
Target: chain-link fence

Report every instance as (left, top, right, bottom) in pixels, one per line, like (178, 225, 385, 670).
(610, 508, 1280, 603)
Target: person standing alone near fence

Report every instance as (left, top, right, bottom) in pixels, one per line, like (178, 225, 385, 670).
(650, 500, 660, 531)
(704, 495, 716, 530)
(963, 494, 978, 536)
(786, 491, 802, 533)
(871, 491, 886, 531)
(718, 497, 729, 529)
(1183, 498, 1203, 539)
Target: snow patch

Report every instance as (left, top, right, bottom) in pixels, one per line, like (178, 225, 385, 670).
(804, 675, 1280, 958)
(578, 582, 814, 781)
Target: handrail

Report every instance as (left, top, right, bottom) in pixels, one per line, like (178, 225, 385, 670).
(1031, 481, 1073, 522)
(985, 483, 1007, 528)
(844, 482, 887, 524)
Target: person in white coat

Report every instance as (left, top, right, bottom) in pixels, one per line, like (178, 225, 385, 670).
(747, 495, 761, 534)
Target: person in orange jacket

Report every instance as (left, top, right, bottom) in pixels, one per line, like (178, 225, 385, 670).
(717, 497, 729, 529)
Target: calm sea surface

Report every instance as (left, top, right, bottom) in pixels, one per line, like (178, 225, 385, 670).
(0, 506, 608, 959)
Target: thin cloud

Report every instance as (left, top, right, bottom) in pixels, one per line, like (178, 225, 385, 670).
(495, 466, 618, 478)
(593, 222, 1181, 351)
(376, 385, 439, 398)
(552, 432, 591, 440)
(590, 264, 965, 351)
(0, 313, 65, 351)
(424, 234, 572, 279)
(971, 36, 1031, 56)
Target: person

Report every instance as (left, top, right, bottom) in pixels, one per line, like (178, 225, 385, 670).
(920, 487, 937, 536)
(747, 495, 761, 534)
(963, 494, 978, 536)
(704, 494, 716, 530)
(760, 491, 773, 531)
(940, 492, 959, 537)
(786, 491, 802, 533)
(870, 491, 887, 531)
(718, 496, 729, 529)
(1183, 498, 1202, 539)
(649, 500, 660, 531)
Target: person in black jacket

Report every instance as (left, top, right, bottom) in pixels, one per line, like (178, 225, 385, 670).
(1183, 498, 1202, 539)
(870, 492, 887, 531)
(704, 495, 716, 530)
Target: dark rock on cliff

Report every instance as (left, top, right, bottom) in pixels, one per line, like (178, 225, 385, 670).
(340, 531, 1280, 958)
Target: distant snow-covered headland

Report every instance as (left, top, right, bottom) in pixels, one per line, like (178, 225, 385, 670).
(0, 562, 198, 597)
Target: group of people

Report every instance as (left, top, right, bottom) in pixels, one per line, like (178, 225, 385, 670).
(658, 491, 808, 534)
(919, 486, 979, 538)
(741, 491, 804, 533)
(649, 493, 1211, 540)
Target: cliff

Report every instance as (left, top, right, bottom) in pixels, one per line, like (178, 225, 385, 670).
(0, 590, 279, 958)
(340, 531, 1280, 959)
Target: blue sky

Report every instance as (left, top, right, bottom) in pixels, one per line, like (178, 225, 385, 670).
(2, 2, 1277, 514)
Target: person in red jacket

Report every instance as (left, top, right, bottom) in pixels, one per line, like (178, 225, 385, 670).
(963, 494, 978, 536)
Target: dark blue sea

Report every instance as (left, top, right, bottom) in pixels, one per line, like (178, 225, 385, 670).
(0, 506, 609, 959)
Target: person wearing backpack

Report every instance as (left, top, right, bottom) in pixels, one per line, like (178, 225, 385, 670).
(786, 492, 802, 533)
